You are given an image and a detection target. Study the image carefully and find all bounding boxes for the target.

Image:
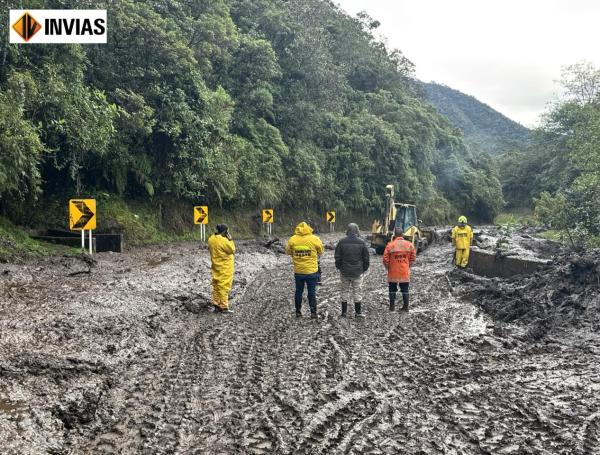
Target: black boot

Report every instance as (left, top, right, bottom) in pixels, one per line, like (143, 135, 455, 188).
(295, 301, 302, 317)
(341, 302, 348, 317)
(309, 297, 317, 319)
(355, 302, 364, 318)
(401, 293, 409, 312)
(389, 301, 396, 312)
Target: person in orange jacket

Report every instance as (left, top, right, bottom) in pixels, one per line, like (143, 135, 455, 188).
(383, 227, 416, 312)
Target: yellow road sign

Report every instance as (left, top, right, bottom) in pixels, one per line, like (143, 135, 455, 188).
(326, 211, 336, 223)
(262, 209, 274, 223)
(69, 199, 96, 230)
(194, 206, 208, 225)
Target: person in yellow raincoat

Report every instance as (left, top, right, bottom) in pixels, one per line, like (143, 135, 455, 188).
(285, 222, 324, 319)
(451, 216, 473, 268)
(207, 224, 235, 313)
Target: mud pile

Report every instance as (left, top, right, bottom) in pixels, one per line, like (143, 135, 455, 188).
(456, 250, 600, 339)
(472, 226, 565, 260)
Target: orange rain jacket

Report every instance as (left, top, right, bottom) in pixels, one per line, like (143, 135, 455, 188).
(383, 237, 416, 283)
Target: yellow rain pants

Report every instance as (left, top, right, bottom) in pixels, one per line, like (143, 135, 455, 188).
(454, 248, 470, 268)
(207, 234, 235, 309)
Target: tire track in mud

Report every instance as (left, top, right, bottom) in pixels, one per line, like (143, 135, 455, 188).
(6, 239, 598, 454)
(145, 243, 596, 454)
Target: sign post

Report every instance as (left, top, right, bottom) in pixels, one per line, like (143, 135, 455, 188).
(326, 211, 336, 233)
(69, 199, 96, 254)
(194, 206, 209, 242)
(262, 209, 274, 236)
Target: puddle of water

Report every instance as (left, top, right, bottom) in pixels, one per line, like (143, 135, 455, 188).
(0, 398, 26, 416)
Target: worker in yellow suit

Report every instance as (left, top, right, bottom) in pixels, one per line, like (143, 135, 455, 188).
(451, 216, 473, 268)
(207, 224, 235, 313)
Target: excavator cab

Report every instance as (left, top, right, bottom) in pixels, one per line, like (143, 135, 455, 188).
(394, 205, 418, 233)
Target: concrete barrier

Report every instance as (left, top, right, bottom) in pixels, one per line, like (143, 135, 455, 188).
(469, 247, 550, 278)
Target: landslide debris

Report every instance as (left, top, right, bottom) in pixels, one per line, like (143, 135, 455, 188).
(456, 250, 600, 338)
(1, 234, 599, 454)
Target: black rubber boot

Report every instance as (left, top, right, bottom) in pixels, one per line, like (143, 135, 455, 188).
(389, 302, 396, 312)
(401, 293, 409, 312)
(309, 297, 317, 319)
(355, 302, 364, 318)
(295, 301, 302, 318)
(341, 302, 348, 317)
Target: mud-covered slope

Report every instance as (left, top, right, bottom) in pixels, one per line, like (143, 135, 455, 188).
(456, 251, 600, 339)
(1, 238, 599, 454)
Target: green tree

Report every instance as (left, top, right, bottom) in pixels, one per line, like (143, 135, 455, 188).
(0, 73, 44, 200)
(528, 61, 600, 246)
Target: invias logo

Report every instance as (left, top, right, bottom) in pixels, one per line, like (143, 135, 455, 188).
(12, 11, 42, 42)
(9, 10, 107, 44)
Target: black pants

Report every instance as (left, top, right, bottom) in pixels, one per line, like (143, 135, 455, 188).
(389, 282, 409, 305)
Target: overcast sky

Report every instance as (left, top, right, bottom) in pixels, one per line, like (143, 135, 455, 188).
(334, 0, 600, 127)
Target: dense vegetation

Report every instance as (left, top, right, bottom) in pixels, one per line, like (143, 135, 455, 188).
(0, 0, 504, 234)
(497, 62, 600, 247)
(421, 82, 531, 156)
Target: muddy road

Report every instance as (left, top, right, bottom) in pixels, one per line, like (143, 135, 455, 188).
(1, 234, 599, 454)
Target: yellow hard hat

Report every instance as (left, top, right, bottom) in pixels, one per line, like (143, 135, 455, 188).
(458, 215, 467, 223)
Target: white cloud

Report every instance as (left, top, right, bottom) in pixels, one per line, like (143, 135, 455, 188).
(334, 0, 600, 127)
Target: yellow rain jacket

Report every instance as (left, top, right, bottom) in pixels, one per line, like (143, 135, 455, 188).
(451, 225, 473, 250)
(285, 222, 324, 275)
(207, 233, 235, 309)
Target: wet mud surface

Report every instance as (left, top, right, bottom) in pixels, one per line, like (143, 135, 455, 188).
(1, 234, 599, 454)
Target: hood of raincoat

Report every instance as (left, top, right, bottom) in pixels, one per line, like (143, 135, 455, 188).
(294, 222, 313, 236)
(346, 223, 360, 236)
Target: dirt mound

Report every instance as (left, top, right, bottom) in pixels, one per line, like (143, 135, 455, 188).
(457, 250, 600, 339)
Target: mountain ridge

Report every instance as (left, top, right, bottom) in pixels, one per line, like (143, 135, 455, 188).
(421, 81, 530, 155)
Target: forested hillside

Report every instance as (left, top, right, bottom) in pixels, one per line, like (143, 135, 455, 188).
(497, 62, 600, 246)
(422, 82, 530, 156)
(0, 0, 504, 231)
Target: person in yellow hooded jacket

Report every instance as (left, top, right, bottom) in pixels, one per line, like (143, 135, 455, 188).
(285, 222, 324, 319)
(207, 224, 235, 313)
(451, 216, 473, 268)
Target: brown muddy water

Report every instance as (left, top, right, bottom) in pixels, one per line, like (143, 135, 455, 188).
(0, 232, 598, 454)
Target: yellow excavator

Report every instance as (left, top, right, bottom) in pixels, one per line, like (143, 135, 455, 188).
(370, 185, 435, 254)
